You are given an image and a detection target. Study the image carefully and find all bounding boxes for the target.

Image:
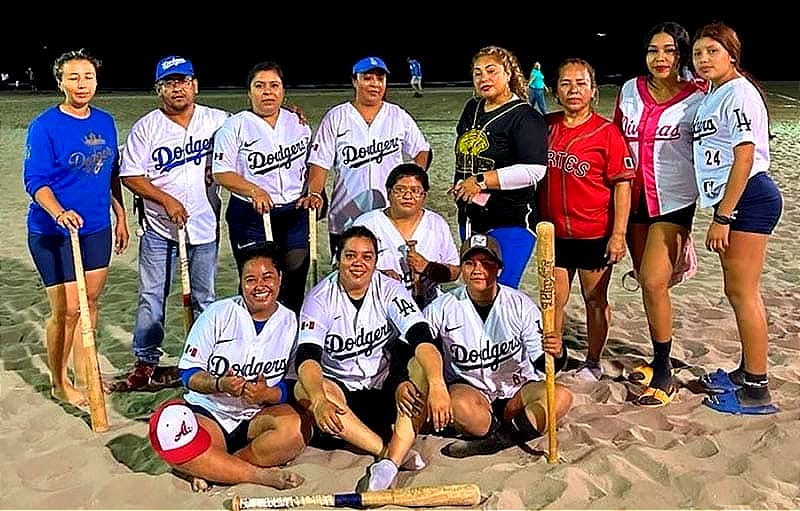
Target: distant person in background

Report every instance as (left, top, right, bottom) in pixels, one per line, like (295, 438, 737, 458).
(407, 57, 423, 97)
(24, 48, 128, 406)
(612, 22, 706, 407)
(450, 45, 547, 289)
(539, 58, 634, 383)
(304, 56, 430, 260)
(213, 61, 314, 315)
(120, 55, 229, 391)
(527, 62, 547, 114)
(26, 66, 38, 94)
(353, 163, 460, 308)
(691, 22, 782, 415)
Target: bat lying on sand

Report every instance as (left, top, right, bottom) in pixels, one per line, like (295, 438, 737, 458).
(231, 483, 481, 510)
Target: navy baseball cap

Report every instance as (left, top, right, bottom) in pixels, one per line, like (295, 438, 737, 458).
(352, 56, 389, 75)
(155, 56, 194, 82)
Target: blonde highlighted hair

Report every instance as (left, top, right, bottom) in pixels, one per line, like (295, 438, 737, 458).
(471, 46, 529, 102)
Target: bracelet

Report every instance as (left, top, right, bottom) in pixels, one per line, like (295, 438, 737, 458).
(54, 210, 66, 222)
(713, 212, 734, 225)
(215, 375, 223, 393)
(309, 191, 323, 200)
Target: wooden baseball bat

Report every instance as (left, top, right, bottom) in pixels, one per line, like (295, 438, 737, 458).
(535, 221, 558, 464)
(308, 207, 318, 286)
(231, 483, 481, 510)
(262, 212, 274, 243)
(177, 226, 193, 336)
(69, 229, 109, 432)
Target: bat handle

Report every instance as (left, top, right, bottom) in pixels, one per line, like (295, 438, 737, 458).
(308, 207, 318, 284)
(263, 213, 274, 242)
(406, 239, 422, 301)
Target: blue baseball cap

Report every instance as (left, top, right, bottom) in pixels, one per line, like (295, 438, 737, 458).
(155, 56, 194, 82)
(352, 56, 389, 75)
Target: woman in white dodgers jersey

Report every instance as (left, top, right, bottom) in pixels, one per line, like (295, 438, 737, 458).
(612, 22, 707, 407)
(213, 61, 314, 315)
(353, 163, 460, 308)
(303, 57, 431, 260)
(173, 244, 307, 490)
(691, 22, 782, 415)
(395, 234, 573, 459)
(294, 226, 448, 492)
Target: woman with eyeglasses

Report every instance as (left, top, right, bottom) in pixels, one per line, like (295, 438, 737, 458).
(23, 48, 129, 406)
(353, 163, 460, 308)
(450, 45, 548, 289)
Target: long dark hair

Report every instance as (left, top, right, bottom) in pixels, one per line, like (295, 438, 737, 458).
(644, 22, 692, 79)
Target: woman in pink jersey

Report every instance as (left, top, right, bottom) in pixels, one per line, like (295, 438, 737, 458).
(539, 58, 635, 383)
(612, 22, 706, 407)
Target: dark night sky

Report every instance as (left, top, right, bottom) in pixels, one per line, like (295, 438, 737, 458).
(5, 9, 794, 90)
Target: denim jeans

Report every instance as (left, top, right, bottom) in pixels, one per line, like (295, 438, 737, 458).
(132, 228, 218, 364)
(529, 87, 547, 115)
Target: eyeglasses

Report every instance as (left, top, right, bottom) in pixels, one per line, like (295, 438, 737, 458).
(158, 76, 194, 89)
(390, 186, 426, 198)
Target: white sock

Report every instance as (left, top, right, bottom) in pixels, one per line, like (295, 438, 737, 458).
(365, 459, 398, 491)
(399, 448, 426, 471)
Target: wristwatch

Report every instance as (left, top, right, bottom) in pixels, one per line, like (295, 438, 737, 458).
(475, 173, 487, 190)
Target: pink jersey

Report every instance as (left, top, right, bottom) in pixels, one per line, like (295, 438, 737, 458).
(613, 77, 705, 216)
(540, 112, 635, 239)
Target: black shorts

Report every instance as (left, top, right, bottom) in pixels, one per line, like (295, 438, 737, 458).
(630, 194, 696, 230)
(310, 380, 398, 450)
(555, 237, 610, 271)
(28, 227, 112, 287)
(187, 403, 251, 454)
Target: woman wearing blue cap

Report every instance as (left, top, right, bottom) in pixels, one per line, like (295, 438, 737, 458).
(301, 56, 431, 261)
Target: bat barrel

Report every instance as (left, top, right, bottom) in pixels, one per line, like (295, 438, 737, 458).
(69, 229, 109, 432)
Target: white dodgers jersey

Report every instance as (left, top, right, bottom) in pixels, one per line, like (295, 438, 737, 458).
(307, 101, 430, 234)
(119, 105, 229, 244)
(424, 285, 544, 400)
(212, 108, 312, 205)
(179, 296, 298, 432)
(298, 271, 427, 391)
(692, 77, 771, 208)
(353, 208, 459, 305)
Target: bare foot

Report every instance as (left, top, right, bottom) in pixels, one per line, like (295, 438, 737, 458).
(191, 477, 210, 492)
(258, 468, 304, 490)
(51, 383, 88, 407)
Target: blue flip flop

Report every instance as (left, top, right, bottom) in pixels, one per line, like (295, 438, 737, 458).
(698, 368, 741, 393)
(703, 390, 778, 415)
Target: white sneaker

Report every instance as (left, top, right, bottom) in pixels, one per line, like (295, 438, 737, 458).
(356, 458, 398, 492)
(574, 363, 603, 382)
